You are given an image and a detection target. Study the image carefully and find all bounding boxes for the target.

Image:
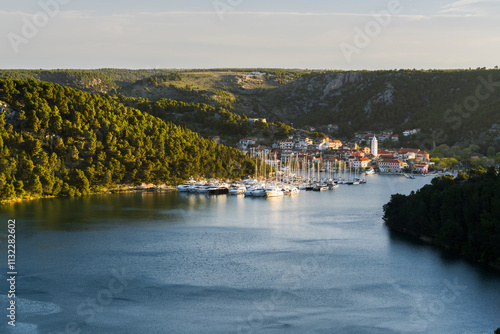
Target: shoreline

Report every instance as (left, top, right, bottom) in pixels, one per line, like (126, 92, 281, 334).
(0, 183, 178, 206)
(386, 224, 500, 273)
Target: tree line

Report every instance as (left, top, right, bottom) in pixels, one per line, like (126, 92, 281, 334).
(383, 167, 500, 269)
(0, 79, 255, 202)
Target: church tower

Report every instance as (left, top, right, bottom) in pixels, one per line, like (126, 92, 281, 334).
(371, 136, 378, 158)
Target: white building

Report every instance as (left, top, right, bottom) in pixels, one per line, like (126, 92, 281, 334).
(350, 158, 372, 168)
(403, 129, 421, 136)
(239, 137, 257, 149)
(278, 139, 295, 149)
(371, 136, 378, 158)
(378, 159, 408, 173)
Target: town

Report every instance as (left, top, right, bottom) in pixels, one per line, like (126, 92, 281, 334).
(228, 127, 430, 175)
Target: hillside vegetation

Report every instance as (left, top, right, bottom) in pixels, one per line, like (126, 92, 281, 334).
(0, 79, 254, 202)
(0, 69, 160, 93)
(123, 69, 500, 151)
(2, 68, 500, 151)
(383, 168, 500, 269)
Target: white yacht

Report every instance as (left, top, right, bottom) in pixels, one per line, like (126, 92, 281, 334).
(195, 184, 211, 193)
(283, 186, 300, 195)
(329, 183, 340, 190)
(265, 185, 284, 197)
(177, 182, 194, 192)
(251, 187, 267, 197)
(228, 184, 246, 195)
(244, 183, 264, 197)
(187, 182, 207, 193)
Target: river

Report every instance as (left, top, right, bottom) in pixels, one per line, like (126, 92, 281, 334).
(0, 174, 499, 333)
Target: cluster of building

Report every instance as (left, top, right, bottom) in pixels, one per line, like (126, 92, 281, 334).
(233, 135, 430, 174)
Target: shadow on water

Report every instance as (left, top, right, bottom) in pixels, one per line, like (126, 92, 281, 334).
(387, 227, 500, 278)
(0, 190, 186, 231)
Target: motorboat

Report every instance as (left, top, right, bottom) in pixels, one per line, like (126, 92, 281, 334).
(228, 184, 246, 195)
(265, 185, 284, 197)
(251, 187, 267, 197)
(364, 167, 375, 175)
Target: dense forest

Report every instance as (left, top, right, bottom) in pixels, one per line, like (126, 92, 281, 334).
(383, 168, 500, 269)
(0, 79, 256, 202)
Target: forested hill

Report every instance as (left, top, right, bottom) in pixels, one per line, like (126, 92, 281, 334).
(0, 69, 170, 93)
(245, 69, 500, 149)
(0, 79, 254, 202)
(126, 69, 500, 150)
(3, 68, 500, 149)
(383, 169, 500, 270)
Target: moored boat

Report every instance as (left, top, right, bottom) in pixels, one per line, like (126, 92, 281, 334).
(228, 185, 246, 195)
(265, 185, 284, 197)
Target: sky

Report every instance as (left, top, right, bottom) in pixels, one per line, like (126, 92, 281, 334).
(1, 0, 499, 70)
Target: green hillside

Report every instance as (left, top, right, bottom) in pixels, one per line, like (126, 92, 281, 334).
(0, 79, 254, 202)
(0, 69, 177, 93)
(2, 68, 500, 151)
(383, 168, 500, 269)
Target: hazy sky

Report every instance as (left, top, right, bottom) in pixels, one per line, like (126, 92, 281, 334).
(1, 0, 499, 69)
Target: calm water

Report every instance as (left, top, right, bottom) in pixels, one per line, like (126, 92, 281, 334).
(0, 175, 499, 334)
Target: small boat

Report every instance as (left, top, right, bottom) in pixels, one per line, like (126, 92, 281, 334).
(188, 183, 207, 193)
(251, 187, 267, 198)
(283, 186, 300, 195)
(244, 184, 264, 197)
(265, 185, 284, 197)
(313, 184, 329, 191)
(195, 184, 212, 193)
(364, 167, 375, 175)
(207, 184, 229, 195)
(228, 185, 246, 195)
(297, 184, 308, 190)
(176, 181, 196, 192)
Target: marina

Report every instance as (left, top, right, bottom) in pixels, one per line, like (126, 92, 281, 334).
(176, 154, 372, 198)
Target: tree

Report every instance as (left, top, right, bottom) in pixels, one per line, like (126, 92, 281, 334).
(14, 180, 25, 198)
(487, 146, 495, 158)
(24, 136, 42, 157)
(2, 182, 16, 200)
(468, 144, 480, 153)
(27, 174, 43, 196)
(69, 169, 90, 196)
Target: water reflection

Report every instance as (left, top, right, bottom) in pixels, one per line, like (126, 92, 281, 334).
(1, 191, 184, 231)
